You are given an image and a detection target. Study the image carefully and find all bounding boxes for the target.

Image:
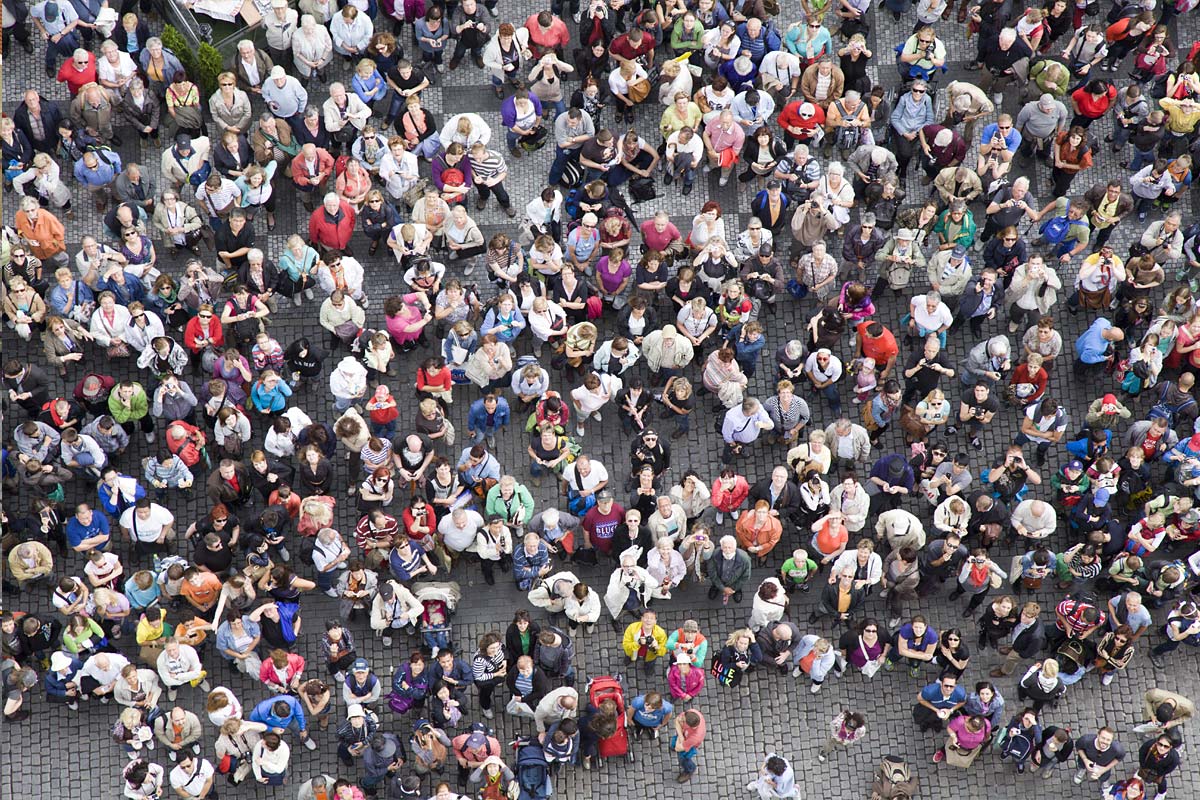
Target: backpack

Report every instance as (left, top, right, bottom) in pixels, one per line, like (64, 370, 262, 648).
(1039, 208, 1085, 244)
(1149, 383, 1196, 427)
(440, 168, 465, 188)
(871, 756, 918, 800)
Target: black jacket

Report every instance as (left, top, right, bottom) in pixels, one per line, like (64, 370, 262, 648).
(1012, 619, 1047, 659)
(504, 620, 542, 660)
(505, 665, 552, 708)
(748, 478, 800, 517)
(13, 97, 62, 153)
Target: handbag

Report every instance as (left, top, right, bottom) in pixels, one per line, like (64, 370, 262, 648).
(402, 178, 433, 208)
(629, 176, 657, 202)
(585, 295, 603, 320)
(627, 79, 652, 104)
(858, 637, 881, 678)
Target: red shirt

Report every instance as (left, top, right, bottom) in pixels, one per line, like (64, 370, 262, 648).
(57, 56, 97, 97)
(525, 16, 570, 50)
(1071, 85, 1117, 119)
(856, 322, 899, 368)
(639, 220, 682, 252)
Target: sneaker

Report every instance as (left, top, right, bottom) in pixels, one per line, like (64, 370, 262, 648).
(192, 743, 202, 755)
(883, 660, 895, 672)
(651, 728, 659, 739)
(293, 295, 303, 307)
(334, 671, 346, 683)
(303, 737, 318, 751)
(791, 666, 802, 678)
(145, 431, 155, 444)
(100, 695, 110, 704)
(167, 688, 178, 702)
(932, 750, 945, 763)
(887, 617, 902, 629)
(304, 288, 314, 301)
(908, 666, 920, 678)
(1101, 672, 1115, 686)
(67, 701, 79, 711)
(945, 426, 957, 436)
(324, 588, 339, 598)
(482, 708, 494, 719)
(715, 512, 724, 524)
(169, 750, 178, 762)
(1073, 771, 1086, 785)
(809, 682, 822, 694)
(575, 425, 585, 437)
(718, 175, 729, 187)
(464, 257, 479, 276)
(1008, 321, 1019, 333)
(593, 412, 602, 421)
(382, 635, 392, 647)
(573, 9, 582, 22)
(817, 752, 827, 763)
(199, 679, 211, 692)
(971, 437, 983, 450)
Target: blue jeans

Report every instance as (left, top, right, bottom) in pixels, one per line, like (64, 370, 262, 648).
(424, 629, 451, 651)
(506, 130, 521, 151)
(816, 383, 842, 415)
(670, 154, 699, 186)
(530, 460, 551, 478)
(334, 395, 355, 412)
(548, 146, 578, 186)
(1129, 146, 1157, 173)
(370, 420, 398, 438)
(672, 737, 698, 774)
(471, 425, 500, 445)
(316, 566, 342, 592)
(44, 32, 79, 69)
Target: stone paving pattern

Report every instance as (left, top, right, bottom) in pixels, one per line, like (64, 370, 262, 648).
(3, 0, 1200, 799)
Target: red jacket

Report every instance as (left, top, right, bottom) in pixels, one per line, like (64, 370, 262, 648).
(183, 316, 225, 354)
(777, 101, 825, 137)
(308, 201, 357, 251)
(164, 420, 206, 467)
(291, 148, 335, 190)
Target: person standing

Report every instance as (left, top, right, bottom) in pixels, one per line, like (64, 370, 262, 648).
(671, 709, 706, 783)
(818, 710, 867, 762)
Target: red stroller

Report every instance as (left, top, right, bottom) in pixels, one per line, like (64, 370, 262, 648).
(587, 675, 634, 764)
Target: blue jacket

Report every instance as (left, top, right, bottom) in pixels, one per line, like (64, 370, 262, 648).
(45, 657, 83, 698)
(512, 542, 550, 590)
(216, 617, 263, 661)
(95, 272, 146, 305)
(47, 280, 94, 316)
(250, 379, 293, 413)
(249, 694, 307, 732)
(467, 396, 511, 433)
(139, 47, 185, 83)
(97, 475, 146, 517)
(73, 152, 121, 187)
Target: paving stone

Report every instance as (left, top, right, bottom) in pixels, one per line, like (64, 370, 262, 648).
(3, 2, 1200, 800)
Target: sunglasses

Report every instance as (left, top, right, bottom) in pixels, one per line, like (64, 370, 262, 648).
(911, 88, 927, 94)
(198, 314, 212, 320)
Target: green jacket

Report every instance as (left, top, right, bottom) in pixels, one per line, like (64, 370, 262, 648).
(107, 384, 149, 423)
(485, 483, 535, 525)
(670, 18, 705, 51)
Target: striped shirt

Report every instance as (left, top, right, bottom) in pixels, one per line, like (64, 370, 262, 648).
(468, 150, 507, 184)
(472, 647, 507, 681)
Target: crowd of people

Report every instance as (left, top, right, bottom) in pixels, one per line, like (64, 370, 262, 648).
(4, 0, 1200, 798)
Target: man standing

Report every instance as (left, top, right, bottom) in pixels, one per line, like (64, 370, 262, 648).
(672, 709, 706, 783)
(169, 754, 218, 800)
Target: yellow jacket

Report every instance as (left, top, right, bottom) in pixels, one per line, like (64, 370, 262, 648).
(7, 541, 53, 582)
(622, 621, 668, 661)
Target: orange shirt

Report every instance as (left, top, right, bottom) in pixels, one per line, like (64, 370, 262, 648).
(180, 572, 222, 607)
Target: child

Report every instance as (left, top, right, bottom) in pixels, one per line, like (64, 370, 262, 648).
(366, 385, 400, 438)
(421, 599, 452, 658)
(363, 331, 395, 385)
(852, 357, 877, 405)
(251, 332, 285, 372)
(1050, 459, 1090, 507)
(779, 547, 818, 593)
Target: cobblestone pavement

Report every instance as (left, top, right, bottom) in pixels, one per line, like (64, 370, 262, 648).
(4, 1, 1200, 799)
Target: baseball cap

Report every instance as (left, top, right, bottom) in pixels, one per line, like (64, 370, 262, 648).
(1101, 393, 1118, 406)
(1066, 459, 1083, 472)
(351, 658, 370, 672)
(465, 731, 489, 750)
(798, 102, 816, 119)
(1094, 488, 1111, 506)
(174, 134, 193, 151)
(759, 242, 774, 256)
(347, 703, 365, 718)
(597, 490, 614, 501)
(271, 0, 287, 6)
(1038, 93, 1056, 110)
(766, 179, 781, 190)
(951, 244, 967, 260)
(270, 65, 287, 80)
(81, 375, 103, 397)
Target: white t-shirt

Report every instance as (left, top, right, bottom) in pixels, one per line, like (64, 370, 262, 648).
(804, 352, 843, 383)
(910, 295, 954, 331)
(170, 760, 215, 796)
(562, 460, 610, 494)
(119, 504, 175, 542)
